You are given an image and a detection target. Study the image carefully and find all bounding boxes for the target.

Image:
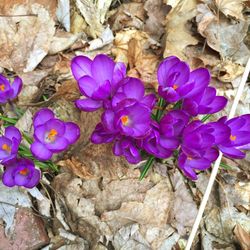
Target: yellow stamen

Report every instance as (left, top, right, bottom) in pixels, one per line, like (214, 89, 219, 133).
(19, 168, 29, 175)
(121, 115, 129, 126)
(173, 84, 178, 90)
(2, 144, 11, 153)
(230, 134, 236, 141)
(47, 129, 58, 142)
(0, 84, 5, 91)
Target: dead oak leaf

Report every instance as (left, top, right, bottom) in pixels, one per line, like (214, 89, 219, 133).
(164, 0, 199, 60)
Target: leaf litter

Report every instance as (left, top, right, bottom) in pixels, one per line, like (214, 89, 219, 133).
(0, 0, 249, 249)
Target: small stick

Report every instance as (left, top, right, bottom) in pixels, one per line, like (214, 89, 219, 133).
(185, 57, 250, 250)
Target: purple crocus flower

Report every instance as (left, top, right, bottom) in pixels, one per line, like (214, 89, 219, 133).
(0, 75, 22, 103)
(182, 86, 227, 116)
(181, 120, 230, 158)
(71, 54, 126, 111)
(2, 158, 41, 188)
(111, 77, 156, 109)
(31, 108, 80, 161)
(0, 126, 21, 163)
(102, 99, 152, 139)
(139, 121, 177, 159)
(216, 115, 250, 159)
(91, 123, 117, 144)
(113, 136, 141, 164)
(178, 148, 219, 180)
(159, 110, 189, 138)
(157, 56, 210, 103)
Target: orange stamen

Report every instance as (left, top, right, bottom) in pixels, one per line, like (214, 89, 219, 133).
(230, 134, 236, 141)
(187, 156, 192, 160)
(19, 168, 29, 175)
(173, 84, 178, 90)
(121, 115, 129, 126)
(2, 144, 11, 153)
(47, 129, 58, 142)
(0, 84, 5, 91)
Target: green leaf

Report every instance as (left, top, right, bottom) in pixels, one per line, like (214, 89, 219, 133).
(139, 155, 155, 180)
(155, 98, 165, 121)
(0, 116, 18, 125)
(220, 162, 232, 170)
(22, 132, 33, 144)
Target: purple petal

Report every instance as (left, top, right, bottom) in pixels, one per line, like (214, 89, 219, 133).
(219, 145, 245, 159)
(141, 94, 156, 109)
(123, 77, 145, 100)
(2, 166, 15, 187)
(75, 98, 102, 112)
(24, 168, 41, 188)
(112, 62, 126, 89)
(91, 123, 116, 144)
(0, 137, 12, 159)
(9, 76, 22, 99)
(102, 110, 116, 131)
(160, 136, 179, 150)
(71, 56, 92, 81)
(200, 96, 227, 114)
(113, 141, 123, 156)
(14, 172, 29, 186)
(204, 148, 219, 162)
(157, 56, 180, 86)
(91, 80, 111, 100)
(64, 122, 80, 144)
(33, 108, 54, 127)
(178, 82, 195, 97)
(182, 99, 199, 116)
(45, 137, 69, 152)
(91, 54, 115, 83)
(31, 141, 53, 161)
(78, 76, 99, 97)
(158, 86, 180, 103)
(34, 125, 46, 142)
(5, 126, 21, 143)
(46, 119, 65, 136)
(200, 87, 216, 105)
(185, 68, 210, 98)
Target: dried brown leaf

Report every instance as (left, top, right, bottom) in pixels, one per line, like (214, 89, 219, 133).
(234, 224, 250, 250)
(197, 3, 250, 65)
(0, 3, 55, 73)
(164, 0, 199, 59)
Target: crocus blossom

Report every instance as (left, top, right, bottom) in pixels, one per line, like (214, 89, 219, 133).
(2, 158, 41, 188)
(216, 115, 250, 159)
(0, 75, 22, 103)
(71, 54, 126, 111)
(0, 126, 21, 163)
(157, 56, 210, 103)
(31, 108, 80, 161)
(182, 86, 227, 116)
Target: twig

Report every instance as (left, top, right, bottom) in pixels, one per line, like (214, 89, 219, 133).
(185, 57, 250, 250)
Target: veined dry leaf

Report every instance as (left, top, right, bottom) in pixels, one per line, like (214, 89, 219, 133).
(58, 157, 96, 180)
(197, 3, 250, 65)
(75, 0, 113, 38)
(127, 38, 159, 89)
(215, 0, 245, 20)
(144, 0, 170, 39)
(0, 3, 55, 73)
(234, 224, 250, 250)
(164, 0, 199, 59)
(109, 2, 146, 31)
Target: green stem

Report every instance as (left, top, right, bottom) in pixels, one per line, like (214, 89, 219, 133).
(201, 114, 212, 123)
(139, 155, 155, 180)
(220, 162, 232, 170)
(155, 98, 165, 121)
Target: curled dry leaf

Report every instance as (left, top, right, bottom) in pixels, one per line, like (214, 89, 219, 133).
(234, 224, 250, 250)
(127, 38, 159, 89)
(58, 157, 96, 180)
(197, 3, 250, 65)
(109, 2, 146, 32)
(164, 0, 199, 59)
(75, 0, 113, 38)
(0, 3, 55, 73)
(144, 0, 170, 40)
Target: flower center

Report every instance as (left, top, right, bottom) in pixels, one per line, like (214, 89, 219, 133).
(230, 134, 236, 141)
(173, 84, 178, 90)
(2, 143, 11, 153)
(0, 84, 5, 91)
(187, 156, 192, 160)
(121, 115, 129, 126)
(47, 129, 58, 142)
(19, 168, 29, 176)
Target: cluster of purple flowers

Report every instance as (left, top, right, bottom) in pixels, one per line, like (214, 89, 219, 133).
(0, 75, 80, 189)
(72, 54, 250, 180)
